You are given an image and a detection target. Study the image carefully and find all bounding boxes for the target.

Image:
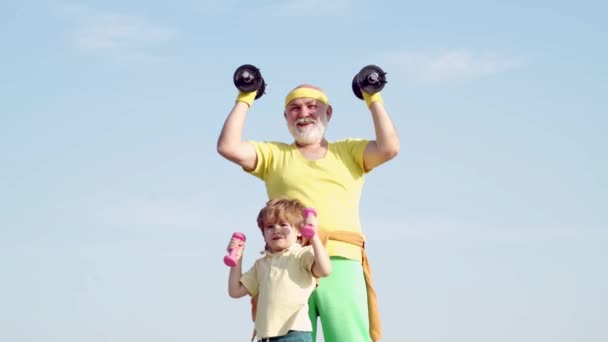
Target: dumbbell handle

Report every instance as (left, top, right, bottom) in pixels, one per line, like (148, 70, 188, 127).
(224, 232, 246, 267)
(301, 208, 317, 238)
(366, 72, 381, 84)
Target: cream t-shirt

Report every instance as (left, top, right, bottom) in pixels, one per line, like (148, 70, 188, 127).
(240, 244, 316, 339)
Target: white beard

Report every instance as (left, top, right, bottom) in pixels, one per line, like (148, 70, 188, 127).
(288, 114, 328, 145)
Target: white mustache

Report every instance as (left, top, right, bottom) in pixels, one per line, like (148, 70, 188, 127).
(295, 118, 315, 125)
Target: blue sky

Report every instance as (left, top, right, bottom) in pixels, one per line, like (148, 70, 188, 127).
(1, 1, 606, 341)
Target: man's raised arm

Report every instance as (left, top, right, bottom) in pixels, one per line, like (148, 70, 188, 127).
(217, 93, 258, 171)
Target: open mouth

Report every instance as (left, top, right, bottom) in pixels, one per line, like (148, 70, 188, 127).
(296, 118, 314, 127)
(297, 122, 313, 128)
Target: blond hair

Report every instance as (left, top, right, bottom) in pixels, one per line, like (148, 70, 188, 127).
(256, 198, 306, 231)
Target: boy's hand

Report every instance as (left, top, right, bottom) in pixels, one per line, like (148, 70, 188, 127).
(304, 214, 318, 231)
(301, 208, 318, 239)
(227, 238, 245, 259)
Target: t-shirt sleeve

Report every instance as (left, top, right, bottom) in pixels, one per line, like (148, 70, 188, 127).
(342, 138, 371, 173)
(298, 246, 316, 273)
(240, 262, 259, 297)
(244, 141, 274, 180)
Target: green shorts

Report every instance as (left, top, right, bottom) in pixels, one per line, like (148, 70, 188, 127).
(308, 257, 371, 342)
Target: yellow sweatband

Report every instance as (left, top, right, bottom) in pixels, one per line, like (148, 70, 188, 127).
(284, 88, 329, 108)
(362, 91, 383, 108)
(236, 91, 257, 107)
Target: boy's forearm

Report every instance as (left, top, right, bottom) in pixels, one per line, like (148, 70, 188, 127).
(310, 236, 332, 278)
(227, 261, 245, 298)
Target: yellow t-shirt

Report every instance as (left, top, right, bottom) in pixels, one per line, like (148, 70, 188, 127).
(240, 244, 316, 339)
(248, 138, 370, 261)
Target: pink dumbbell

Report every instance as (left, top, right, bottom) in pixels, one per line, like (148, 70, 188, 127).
(224, 232, 246, 267)
(301, 208, 317, 238)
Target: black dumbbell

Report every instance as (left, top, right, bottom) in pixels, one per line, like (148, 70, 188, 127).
(351, 65, 387, 100)
(233, 64, 266, 100)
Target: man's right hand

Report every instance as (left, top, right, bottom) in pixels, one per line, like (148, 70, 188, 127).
(235, 91, 257, 107)
(362, 90, 384, 108)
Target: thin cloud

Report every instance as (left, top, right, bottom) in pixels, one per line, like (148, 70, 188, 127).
(255, 0, 347, 14)
(381, 50, 523, 84)
(77, 14, 174, 50)
(191, 0, 239, 15)
(282, 0, 347, 11)
(96, 197, 207, 228)
(56, 4, 176, 58)
(364, 219, 605, 242)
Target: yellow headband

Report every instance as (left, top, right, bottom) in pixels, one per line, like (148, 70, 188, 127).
(284, 88, 329, 108)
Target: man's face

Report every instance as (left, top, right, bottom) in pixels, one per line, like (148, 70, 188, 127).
(285, 97, 330, 145)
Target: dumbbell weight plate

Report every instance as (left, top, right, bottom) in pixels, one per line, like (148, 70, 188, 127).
(352, 65, 387, 99)
(255, 79, 266, 99)
(356, 65, 387, 94)
(233, 64, 263, 93)
(352, 75, 364, 100)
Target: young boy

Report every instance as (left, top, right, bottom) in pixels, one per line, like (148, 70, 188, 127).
(227, 198, 332, 342)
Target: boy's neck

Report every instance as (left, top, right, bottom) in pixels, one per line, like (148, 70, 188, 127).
(269, 242, 298, 254)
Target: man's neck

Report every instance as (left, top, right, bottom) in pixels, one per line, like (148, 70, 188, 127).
(295, 139, 328, 160)
(295, 138, 327, 149)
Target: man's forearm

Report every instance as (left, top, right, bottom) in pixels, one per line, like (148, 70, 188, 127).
(217, 102, 250, 153)
(370, 102, 400, 156)
(227, 261, 245, 298)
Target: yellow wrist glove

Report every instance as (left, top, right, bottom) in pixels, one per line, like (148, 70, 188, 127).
(235, 91, 257, 107)
(362, 91, 383, 108)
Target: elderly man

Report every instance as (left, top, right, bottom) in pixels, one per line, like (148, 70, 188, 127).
(217, 76, 399, 342)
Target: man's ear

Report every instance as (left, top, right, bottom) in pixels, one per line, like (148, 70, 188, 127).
(326, 105, 333, 121)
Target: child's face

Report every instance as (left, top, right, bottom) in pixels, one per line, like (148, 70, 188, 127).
(262, 221, 300, 253)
